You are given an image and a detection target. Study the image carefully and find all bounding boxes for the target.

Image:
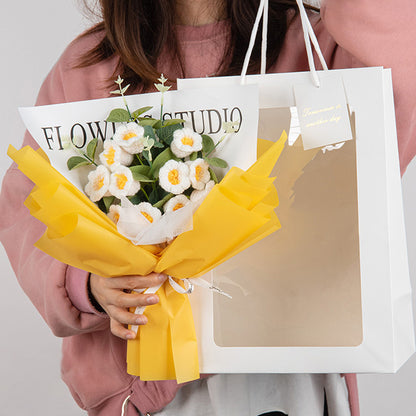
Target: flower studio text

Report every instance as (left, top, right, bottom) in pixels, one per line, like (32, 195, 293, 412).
(40, 107, 243, 151)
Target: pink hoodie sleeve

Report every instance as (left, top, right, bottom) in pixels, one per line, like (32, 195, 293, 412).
(0, 59, 108, 337)
(321, 0, 416, 175)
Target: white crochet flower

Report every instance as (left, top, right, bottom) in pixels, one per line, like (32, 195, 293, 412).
(159, 160, 191, 194)
(163, 194, 190, 213)
(99, 140, 133, 172)
(107, 204, 122, 225)
(170, 127, 203, 158)
(109, 166, 141, 198)
(112, 122, 146, 154)
(188, 158, 211, 190)
(136, 202, 162, 224)
(190, 180, 215, 205)
(84, 165, 111, 202)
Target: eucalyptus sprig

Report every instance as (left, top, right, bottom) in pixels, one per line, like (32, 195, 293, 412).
(154, 74, 171, 122)
(110, 75, 132, 118)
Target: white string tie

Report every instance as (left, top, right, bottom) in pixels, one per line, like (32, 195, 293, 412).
(130, 276, 231, 335)
(121, 394, 131, 416)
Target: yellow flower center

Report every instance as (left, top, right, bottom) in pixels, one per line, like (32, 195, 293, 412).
(173, 203, 184, 211)
(141, 211, 154, 223)
(113, 212, 120, 224)
(181, 136, 194, 146)
(195, 165, 204, 182)
(94, 177, 105, 191)
(105, 147, 116, 165)
(123, 132, 137, 141)
(168, 169, 180, 185)
(115, 173, 128, 190)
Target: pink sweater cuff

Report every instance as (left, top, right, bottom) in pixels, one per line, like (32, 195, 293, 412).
(65, 267, 104, 315)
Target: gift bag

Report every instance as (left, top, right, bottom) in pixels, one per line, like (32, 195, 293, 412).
(177, 0, 415, 373)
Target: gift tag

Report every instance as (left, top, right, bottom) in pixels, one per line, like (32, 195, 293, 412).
(294, 75, 353, 150)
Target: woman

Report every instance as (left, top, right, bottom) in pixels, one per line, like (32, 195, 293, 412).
(1, 0, 415, 415)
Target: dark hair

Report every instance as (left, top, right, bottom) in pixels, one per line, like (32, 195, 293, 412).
(79, 0, 318, 91)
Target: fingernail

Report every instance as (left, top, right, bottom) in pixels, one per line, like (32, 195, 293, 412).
(147, 295, 159, 304)
(136, 316, 147, 325)
(158, 274, 167, 282)
(126, 332, 136, 340)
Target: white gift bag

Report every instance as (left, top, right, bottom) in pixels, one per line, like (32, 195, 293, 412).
(178, 0, 415, 373)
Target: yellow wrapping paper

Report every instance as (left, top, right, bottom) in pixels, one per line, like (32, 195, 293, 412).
(8, 131, 287, 383)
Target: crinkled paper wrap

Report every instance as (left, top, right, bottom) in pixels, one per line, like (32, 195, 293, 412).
(8, 131, 287, 383)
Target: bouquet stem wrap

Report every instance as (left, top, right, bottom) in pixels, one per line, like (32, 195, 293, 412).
(8, 131, 287, 384)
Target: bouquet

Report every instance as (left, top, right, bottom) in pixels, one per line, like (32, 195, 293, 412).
(9, 76, 287, 383)
(68, 76, 231, 246)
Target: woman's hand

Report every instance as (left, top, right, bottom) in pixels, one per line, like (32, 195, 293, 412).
(89, 272, 167, 340)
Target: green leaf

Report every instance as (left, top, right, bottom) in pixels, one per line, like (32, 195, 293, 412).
(143, 125, 157, 142)
(127, 193, 143, 205)
(148, 188, 160, 205)
(153, 140, 165, 148)
(139, 118, 162, 129)
(153, 193, 174, 209)
(132, 106, 153, 119)
(67, 156, 91, 170)
(209, 167, 219, 184)
(102, 196, 115, 212)
(129, 166, 155, 182)
(205, 157, 228, 169)
(86, 138, 98, 160)
(189, 152, 198, 161)
(202, 134, 215, 156)
(149, 147, 175, 178)
(106, 108, 131, 123)
(163, 119, 185, 127)
(129, 165, 150, 176)
(156, 124, 183, 146)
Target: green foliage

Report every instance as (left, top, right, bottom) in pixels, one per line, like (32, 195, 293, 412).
(149, 147, 175, 178)
(139, 118, 162, 129)
(209, 167, 219, 184)
(163, 119, 185, 127)
(67, 156, 91, 170)
(143, 125, 157, 142)
(156, 123, 183, 146)
(86, 138, 98, 160)
(205, 157, 228, 169)
(106, 108, 131, 123)
(129, 165, 150, 176)
(189, 152, 198, 161)
(132, 106, 153, 119)
(202, 134, 215, 156)
(129, 166, 155, 182)
(153, 193, 174, 209)
(102, 196, 115, 212)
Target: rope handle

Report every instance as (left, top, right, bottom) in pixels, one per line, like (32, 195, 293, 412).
(241, 0, 328, 87)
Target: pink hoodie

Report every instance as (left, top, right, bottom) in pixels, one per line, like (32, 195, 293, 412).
(1, 1, 415, 415)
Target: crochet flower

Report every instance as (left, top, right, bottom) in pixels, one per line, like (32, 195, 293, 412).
(112, 122, 146, 154)
(99, 140, 133, 172)
(136, 202, 162, 224)
(188, 158, 211, 190)
(190, 180, 215, 205)
(170, 127, 203, 158)
(84, 165, 111, 202)
(108, 204, 122, 225)
(109, 166, 141, 198)
(159, 160, 191, 194)
(163, 194, 190, 213)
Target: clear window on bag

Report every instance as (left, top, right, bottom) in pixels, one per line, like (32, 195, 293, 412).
(212, 107, 363, 347)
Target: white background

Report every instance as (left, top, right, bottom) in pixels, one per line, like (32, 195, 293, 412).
(1, 1, 416, 415)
